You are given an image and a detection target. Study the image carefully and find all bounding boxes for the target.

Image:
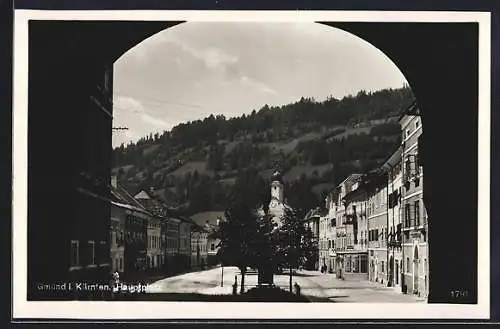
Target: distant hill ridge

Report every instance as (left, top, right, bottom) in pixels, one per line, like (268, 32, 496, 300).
(112, 86, 414, 215)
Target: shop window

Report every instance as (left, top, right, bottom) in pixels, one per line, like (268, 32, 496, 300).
(345, 256, 352, 272)
(352, 255, 360, 273)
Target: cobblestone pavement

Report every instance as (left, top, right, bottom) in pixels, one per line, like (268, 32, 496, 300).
(148, 266, 426, 303)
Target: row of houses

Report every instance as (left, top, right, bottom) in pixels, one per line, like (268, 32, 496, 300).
(108, 177, 218, 281)
(309, 109, 428, 298)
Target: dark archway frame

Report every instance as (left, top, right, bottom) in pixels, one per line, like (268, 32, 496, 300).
(26, 20, 480, 304)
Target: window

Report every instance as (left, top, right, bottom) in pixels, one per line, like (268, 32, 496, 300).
(414, 201, 420, 226)
(211, 243, 215, 251)
(415, 120, 420, 129)
(345, 255, 352, 272)
(381, 261, 385, 273)
(70, 240, 79, 267)
(406, 257, 410, 272)
(405, 204, 411, 227)
(360, 254, 368, 273)
(352, 255, 360, 273)
(88, 240, 95, 265)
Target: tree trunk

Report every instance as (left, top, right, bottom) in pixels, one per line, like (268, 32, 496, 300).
(240, 267, 246, 294)
(289, 266, 293, 292)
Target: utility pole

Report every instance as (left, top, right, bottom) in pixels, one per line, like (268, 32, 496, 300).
(112, 127, 129, 131)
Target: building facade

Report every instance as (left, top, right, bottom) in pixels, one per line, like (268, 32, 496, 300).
(178, 218, 192, 272)
(334, 174, 362, 279)
(319, 209, 331, 272)
(110, 179, 151, 281)
(190, 223, 209, 271)
(340, 178, 369, 280)
(165, 217, 180, 274)
(382, 148, 404, 289)
(190, 211, 224, 266)
(366, 174, 389, 284)
(146, 215, 162, 274)
(110, 202, 125, 275)
(400, 114, 428, 297)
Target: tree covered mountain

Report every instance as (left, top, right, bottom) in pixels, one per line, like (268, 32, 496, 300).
(112, 86, 414, 217)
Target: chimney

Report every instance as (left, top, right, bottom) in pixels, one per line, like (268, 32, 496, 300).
(111, 176, 117, 188)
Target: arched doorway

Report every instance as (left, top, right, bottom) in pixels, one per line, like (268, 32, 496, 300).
(413, 246, 419, 294)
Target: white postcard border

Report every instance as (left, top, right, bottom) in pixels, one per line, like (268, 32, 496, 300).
(12, 9, 491, 320)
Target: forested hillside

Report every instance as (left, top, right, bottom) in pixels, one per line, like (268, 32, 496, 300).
(112, 86, 414, 216)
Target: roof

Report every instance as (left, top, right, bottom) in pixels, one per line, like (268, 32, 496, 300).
(190, 211, 225, 227)
(381, 148, 403, 171)
(304, 207, 323, 221)
(110, 184, 151, 216)
(398, 100, 420, 123)
(339, 173, 363, 187)
(134, 190, 151, 200)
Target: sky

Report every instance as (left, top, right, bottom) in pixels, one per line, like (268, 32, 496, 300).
(112, 22, 409, 148)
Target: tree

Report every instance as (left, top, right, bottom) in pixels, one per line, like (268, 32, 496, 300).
(216, 201, 260, 294)
(274, 207, 318, 292)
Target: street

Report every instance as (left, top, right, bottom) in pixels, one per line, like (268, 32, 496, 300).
(145, 266, 425, 302)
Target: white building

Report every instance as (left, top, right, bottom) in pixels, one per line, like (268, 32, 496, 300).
(318, 191, 337, 273)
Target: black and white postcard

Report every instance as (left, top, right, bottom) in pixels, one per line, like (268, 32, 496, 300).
(12, 8, 491, 320)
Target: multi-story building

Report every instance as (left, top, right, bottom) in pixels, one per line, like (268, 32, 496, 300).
(191, 211, 224, 266)
(319, 192, 337, 273)
(110, 206, 125, 275)
(366, 172, 389, 284)
(400, 112, 428, 298)
(27, 31, 115, 300)
(110, 178, 150, 281)
(326, 191, 337, 272)
(178, 216, 192, 272)
(191, 212, 224, 267)
(146, 214, 162, 274)
(382, 148, 404, 289)
(334, 173, 362, 278)
(340, 177, 369, 280)
(190, 223, 209, 270)
(165, 216, 180, 274)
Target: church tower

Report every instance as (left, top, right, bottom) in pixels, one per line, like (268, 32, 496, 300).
(270, 170, 284, 203)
